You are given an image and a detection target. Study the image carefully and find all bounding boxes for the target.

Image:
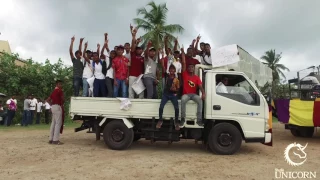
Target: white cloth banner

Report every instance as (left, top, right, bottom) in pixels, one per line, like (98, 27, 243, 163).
(211, 44, 240, 68)
(132, 74, 145, 95)
(87, 76, 95, 97)
(117, 98, 132, 111)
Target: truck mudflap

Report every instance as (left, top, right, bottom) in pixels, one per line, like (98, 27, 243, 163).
(262, 105, 273, 146)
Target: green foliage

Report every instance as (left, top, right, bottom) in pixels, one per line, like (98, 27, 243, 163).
(133, 1, 184, 50)
(261, 49, 290, 81)
(0, 53, 73, 124)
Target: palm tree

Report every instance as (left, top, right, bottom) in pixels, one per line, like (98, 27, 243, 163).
(133, 1, 184, 50)
(261, 49, 290, 81)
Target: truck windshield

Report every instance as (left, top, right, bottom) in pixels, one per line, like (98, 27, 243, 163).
(216, 74, 259, 105)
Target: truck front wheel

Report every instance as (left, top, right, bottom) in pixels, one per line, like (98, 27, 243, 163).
(208, 123, 242, 155)
(103, 120, 134, 150)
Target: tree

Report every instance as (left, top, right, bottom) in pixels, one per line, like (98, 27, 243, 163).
(0, 53, 73, 124)
(261, 49, 290, 81)
(133, 1, 184, 50)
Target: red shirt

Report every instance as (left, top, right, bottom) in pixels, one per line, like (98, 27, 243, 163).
(129, 52, 144, 77)
(185, 56, 200, 67)
(162, 57, 168, 78)
(182, 71, 202, 95)
(112, 56, 129, 80)
(50, 87, 64, 106)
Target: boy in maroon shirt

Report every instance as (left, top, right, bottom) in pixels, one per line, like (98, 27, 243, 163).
(128, 27, 144, 98)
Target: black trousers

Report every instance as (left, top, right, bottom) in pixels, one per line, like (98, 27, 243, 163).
(45, 110, 50, 124)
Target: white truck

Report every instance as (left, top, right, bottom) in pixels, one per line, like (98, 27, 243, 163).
(70, 64, 272, 155)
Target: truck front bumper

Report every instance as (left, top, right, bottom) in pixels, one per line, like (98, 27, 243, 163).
(265, 132, 272, 143)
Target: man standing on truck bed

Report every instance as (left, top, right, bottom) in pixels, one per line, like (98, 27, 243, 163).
(180, 46, 206, 126)
(47, 80, 64, 145)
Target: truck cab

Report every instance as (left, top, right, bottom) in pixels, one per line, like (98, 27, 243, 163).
(70, 65, 272, 155)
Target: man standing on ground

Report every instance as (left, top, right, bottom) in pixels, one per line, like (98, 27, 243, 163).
(47, 80, 64, 145)
(180, 47, 206, 126)
(69, 36, 84, 96)
(44, 100, 51, 124)
(6, 96, 17, 126)
(29, 95, 37, 124)
(36, 99, 44, 124)
(22, 95, 31, 126)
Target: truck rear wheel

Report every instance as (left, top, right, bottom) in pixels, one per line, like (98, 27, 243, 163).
(103, 120, 134, 150)
(290, 129, 301, 137)
(208, 123, 242, 155)
(299, 127, 314, 138)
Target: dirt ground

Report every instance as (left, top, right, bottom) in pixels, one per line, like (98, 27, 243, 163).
(0, 122, 319, 180)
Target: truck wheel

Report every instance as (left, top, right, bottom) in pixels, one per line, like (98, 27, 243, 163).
(208, 123, 242, 155)
(299, 127, 314, 138)
(103, 120, 134, 150)
(290, 129, 301, 137)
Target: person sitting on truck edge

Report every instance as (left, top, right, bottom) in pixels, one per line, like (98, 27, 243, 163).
(128, 26, 144, 99)
(216, 76, 229, 93)
(112, 45, 129, 98)
(180, 46, 206, 126)
(144, 41, 160, 99)
(157, 64, 180, 130)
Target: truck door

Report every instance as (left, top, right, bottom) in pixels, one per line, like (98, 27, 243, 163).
(211, 73, 266, 138)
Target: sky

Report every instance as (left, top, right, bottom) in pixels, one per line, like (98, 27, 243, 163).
(0, 0, 319, 81)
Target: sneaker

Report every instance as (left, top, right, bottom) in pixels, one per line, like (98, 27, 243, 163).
(156, 120, 163, 129)
(196, 120, 204, 126)
(180, 118, 185, 126)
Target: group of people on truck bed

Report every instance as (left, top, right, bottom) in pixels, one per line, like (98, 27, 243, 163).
(70, 25, 215, 130)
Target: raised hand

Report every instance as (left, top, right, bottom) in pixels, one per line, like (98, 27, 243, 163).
(174, 37, 178, 43)
(71, 36, 75, 42)
(136, 37, 142, 43)
(181, 45, 185, 52)
(192, 39, 196, 44)
(97, 43, 100, 48)
(130, 24, 133, 30)
(197, 34, 201, 41)
(84, 41, 88, 47)
(104, 33, 108, 37)
(164, 35, 168, 41)
(80, 37, 84, 42)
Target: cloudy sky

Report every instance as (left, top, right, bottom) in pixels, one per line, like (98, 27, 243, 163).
(1, 0, 319, 80)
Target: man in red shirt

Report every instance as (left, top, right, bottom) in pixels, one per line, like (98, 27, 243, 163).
(46, 80, 64, 145)
(180, 47, 206, 126)
(128, 27, 144, 99)
(112, 45, 129, 97)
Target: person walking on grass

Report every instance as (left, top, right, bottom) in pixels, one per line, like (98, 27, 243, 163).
(46, 80, 64, 145)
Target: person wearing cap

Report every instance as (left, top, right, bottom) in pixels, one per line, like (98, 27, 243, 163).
(144, 41, 160, 99)
(128, 27, 144, 99)
(112, 45, 129, 97)
(180, 47, 206, 126)
(69, 36, 84, 97)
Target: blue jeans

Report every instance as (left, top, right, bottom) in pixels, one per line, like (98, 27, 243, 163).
(93, 78, 107, 97)
(82, 78, 89, 97)
(159, 94, 179, 121)
(6, 110, 15, 126)
(113, 79, 128, 98)
(30, 110, 35, 124)
(22, 110, 31, 126)
(73, 77, 82, 96)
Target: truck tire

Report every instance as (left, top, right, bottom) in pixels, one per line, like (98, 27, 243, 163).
(208, 123, 242, 155)
(103, 120, 134, 150)
(299, 127, 314, 138)
(290, 129, 301, 137)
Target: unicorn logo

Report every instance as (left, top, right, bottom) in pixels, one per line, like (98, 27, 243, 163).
(284, 142, 308, 166)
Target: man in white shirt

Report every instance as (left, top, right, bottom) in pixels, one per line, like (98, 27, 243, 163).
(201, 43, 212, 65)
(36, 99, 44, 124)
(216, 76, 229, 93)
(6, 96, 17, 126)
(124, 42, 131, 62)
(29, 95, 38, 125)
(44, 101, 51, 124)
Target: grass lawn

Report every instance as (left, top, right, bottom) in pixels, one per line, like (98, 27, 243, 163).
(0, 121, 81, 131)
